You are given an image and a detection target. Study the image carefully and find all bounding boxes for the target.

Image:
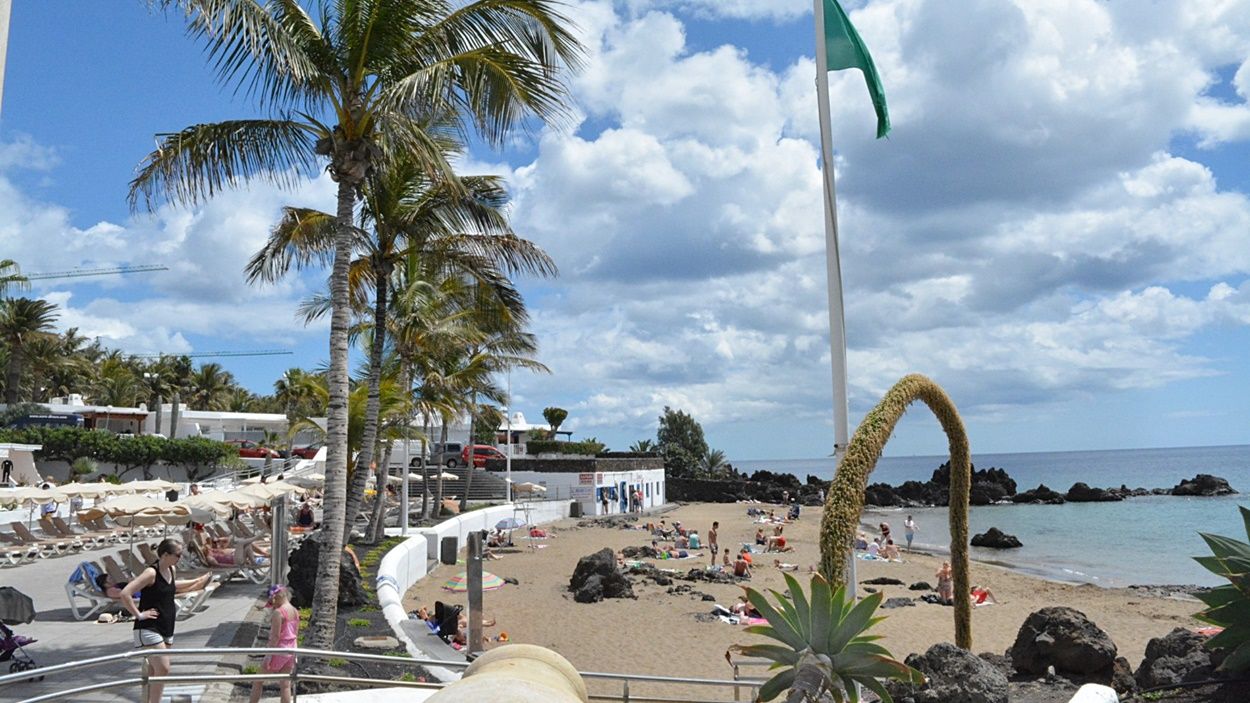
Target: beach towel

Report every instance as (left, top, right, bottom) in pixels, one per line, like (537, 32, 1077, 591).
(742, 616, 768, 626)
(856, 553, 885, 561)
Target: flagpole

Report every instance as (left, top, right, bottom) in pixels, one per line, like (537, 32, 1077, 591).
(0, 0, 10, 122)
(813, 0, 857, 596)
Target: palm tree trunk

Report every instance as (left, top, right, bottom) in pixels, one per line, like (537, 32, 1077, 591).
(434, 423, 448, 514)
(420, 415, 431, 519)
(5, 350, 22, 404)
(367, 439, 394, 542)
(460, 392, 477, 513)
(342, 260, 390, 542)
(306, 177, 355, 650)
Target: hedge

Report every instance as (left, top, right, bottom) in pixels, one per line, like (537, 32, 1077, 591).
(0, 426, 237, 477)
(526, 438, 606, 456)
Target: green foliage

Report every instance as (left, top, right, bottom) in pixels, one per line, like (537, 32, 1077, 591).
(542, 406, 568, 438)
(70, 456, 97, 479)
(527, 438, 605, 456)
(395, 671, 417, 682)
(0, 426, 234, 478)
(242, 664, 260, 675)
(1194, 505, 1250, 672)
(657, 406, 709, 479)
(327, 658, 348, 668)
(347, 618, 370, 627)
(629, 438, 657, 453)
(472, 405, 504, 445)
(729, 573, 923, 702)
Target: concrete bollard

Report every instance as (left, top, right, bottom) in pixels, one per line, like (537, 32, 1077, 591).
(425, 644, 587, 703)
(1068, 683, 1118, 703)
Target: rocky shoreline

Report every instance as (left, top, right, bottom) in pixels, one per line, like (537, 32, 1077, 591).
(666, 464, 1237, 508)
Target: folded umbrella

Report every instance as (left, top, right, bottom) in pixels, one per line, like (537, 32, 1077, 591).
(0, 586, 36, 625)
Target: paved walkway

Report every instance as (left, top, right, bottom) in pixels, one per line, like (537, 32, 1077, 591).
(0, 539, 262, 702)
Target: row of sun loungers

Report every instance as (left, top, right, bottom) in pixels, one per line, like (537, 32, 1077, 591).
(64, 544, 222, 622)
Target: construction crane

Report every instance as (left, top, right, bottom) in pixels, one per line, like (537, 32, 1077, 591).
(129, 350, 294, 359)
(26, 265, 170, 281)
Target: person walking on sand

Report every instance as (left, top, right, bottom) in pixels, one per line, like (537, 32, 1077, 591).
(904, 515, 917, 551)
(708, 521, 719, 565)
(250, 585, 299, 703)
(121, 538, 213, 703)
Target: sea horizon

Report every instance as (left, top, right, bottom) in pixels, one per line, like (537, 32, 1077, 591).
(736, 444, 1250, 588)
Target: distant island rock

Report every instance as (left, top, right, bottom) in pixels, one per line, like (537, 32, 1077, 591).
(1011, 484, 1066, 504)
(1170, 474, 1236, 497)
(1065, 482, 1125, 502)
(971, 527, 1023, 549)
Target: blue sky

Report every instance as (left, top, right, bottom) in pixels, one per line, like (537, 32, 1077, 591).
(2, 0, 1249, 461)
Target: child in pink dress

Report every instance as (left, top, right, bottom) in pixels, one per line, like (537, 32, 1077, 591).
(250, 585, 299, 703)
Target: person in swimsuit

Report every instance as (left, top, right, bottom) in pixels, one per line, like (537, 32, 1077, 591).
(708, 521, 719, 566)
(121, 538, 213, 703)
(935, 561, 954, 605)
(250, 585, 300, 703)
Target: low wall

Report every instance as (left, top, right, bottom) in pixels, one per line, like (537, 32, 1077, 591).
(375, 500, 571, 681)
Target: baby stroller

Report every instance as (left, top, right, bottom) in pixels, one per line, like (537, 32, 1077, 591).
(0, 586, 42, 680)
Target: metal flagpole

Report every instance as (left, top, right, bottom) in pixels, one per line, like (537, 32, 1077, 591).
(0, 0, 11, 121)
(813, 0, 857, 595)
(505, 373, 512, 504)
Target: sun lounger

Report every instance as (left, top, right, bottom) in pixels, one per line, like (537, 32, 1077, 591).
(9, 521, 79, 555)
(101, 554, 134, 584)
(184, 535, 266, 583)
(0, 540, 39, 565)
(84, 517, 131, 541)
(52, 516, 116, 545)
(42, 516, 106, 548)
(65, 561, 124, 621)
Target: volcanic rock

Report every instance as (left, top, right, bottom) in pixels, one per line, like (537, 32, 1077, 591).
(886, 642, 1008, 703)
(1009, 607, 1117, 678)
(971, 527, 1023, 549)
(287, 535, 370, 609)
(1171, 474, 1236, 497)
(569, 548, 635, 603)
(1135, 627, 1224, 689)
(1065, 482, 1124, 502)
(1011, 484, 1066, 504)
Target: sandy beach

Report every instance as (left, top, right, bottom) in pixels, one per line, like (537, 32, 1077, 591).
(403, 502, 1204, 699)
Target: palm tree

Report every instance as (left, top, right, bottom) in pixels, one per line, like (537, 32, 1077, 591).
(275, 368, 325, 462)
(0, 260, 29, 298)
(0, 298, 59, 404)
(701, 448, 728, 473)
(630, 439, 657, 453)
(188, 363, 236, 410)
(136, 0, 582, 649)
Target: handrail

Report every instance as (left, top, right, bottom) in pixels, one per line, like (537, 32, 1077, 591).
(0, 645, 762, 703)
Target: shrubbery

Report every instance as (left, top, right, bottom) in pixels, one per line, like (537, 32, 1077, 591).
(0, 426, 237, 479)
(527, 438, 606, 456)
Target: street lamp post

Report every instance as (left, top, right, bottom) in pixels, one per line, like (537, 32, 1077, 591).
(144, 373, 162, 436)
(505, 373, 512, 504)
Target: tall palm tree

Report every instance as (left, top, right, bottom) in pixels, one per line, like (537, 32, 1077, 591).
(189, 362, 236, 410)
(251, 157, 556, 537)
(0, 297, 59, 404)
(136, 0, 581, 649)
(275, 367, 325, 462)
(0, 260, 29, 298)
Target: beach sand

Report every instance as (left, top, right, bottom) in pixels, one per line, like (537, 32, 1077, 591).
(402, 502, 1203, 699)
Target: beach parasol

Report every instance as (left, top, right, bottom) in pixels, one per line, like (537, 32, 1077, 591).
(176, 493, 234, 521)
(198, 489, 267, 510)
(441, 571, 505, 592)
(0, 486, 68, 509)
(57, 482, 115, 499)
(0, 586, 36, 625)
(495, 517, 526, 531)
(79, 494, 192, 527)
(238, 481, 306, 501)
(512, 482, 546, 495)
(286, 473, 324, 488)
(127, 479, 178, 493)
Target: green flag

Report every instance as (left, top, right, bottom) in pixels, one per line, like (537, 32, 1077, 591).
(823, 0, 890, 138)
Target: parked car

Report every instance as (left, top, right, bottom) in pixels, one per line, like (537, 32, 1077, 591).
(290, 444, 323, 460)
(226, 439, 281, 459)
(461, 444, 506, 468)
(411, 442, 465, 468)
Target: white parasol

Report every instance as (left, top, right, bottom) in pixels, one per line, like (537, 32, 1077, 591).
(79, 494, 192, 527)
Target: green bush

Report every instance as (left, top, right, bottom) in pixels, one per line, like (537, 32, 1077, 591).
(0, 426, 235, 478)
(526, 438, 606, 456)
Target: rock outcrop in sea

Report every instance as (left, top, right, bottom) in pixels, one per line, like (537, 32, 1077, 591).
(971, 527, 1023, 549)
(1170, 473, 1236, 496)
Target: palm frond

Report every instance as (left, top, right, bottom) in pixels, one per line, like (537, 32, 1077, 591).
(129, 119, 318, 210)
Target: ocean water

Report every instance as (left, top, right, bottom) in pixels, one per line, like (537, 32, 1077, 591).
(735, 445, 1250, 587)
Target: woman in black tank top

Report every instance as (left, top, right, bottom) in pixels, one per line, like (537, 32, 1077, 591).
(121, 538, 213, 703)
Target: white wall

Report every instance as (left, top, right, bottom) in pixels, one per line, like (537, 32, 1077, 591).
(505, 468, 665, 516)
(375, 500, 571, 682)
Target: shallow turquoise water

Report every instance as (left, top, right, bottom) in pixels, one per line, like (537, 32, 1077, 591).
(736, 445, 1250, 586)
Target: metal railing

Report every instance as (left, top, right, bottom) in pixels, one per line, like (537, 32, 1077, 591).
(0, 645, 763, 703)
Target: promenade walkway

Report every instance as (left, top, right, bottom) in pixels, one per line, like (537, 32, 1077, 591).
(0, 538, 261, 702)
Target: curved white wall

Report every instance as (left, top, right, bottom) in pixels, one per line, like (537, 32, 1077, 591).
(375, 500, 571, 681)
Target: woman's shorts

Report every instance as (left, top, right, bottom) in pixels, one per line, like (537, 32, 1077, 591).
(134, 629, 172, 647)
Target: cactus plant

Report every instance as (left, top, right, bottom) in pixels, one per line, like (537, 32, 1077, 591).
(1194, 505, 1250, 671)
(729, 572, 923, 702)
(819, 373, 973, 649)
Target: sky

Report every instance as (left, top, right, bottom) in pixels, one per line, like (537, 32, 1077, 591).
(1, 0, 1250, 461)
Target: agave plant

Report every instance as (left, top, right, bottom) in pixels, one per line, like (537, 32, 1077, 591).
(1194, 505, 1250, 671)
(729, 573, 923, 702)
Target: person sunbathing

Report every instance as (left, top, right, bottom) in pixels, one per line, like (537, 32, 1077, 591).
(881, 539, 901, 560)
(854, 532, 869, 550)
(971, 585, 998, 606)
(733, 554, 752, 578)
(675, 534, 689, 549)
(754, 528, 766, 546)
(773, 559, 800, 571)
(936, 562, 954, 605)
(729, 595, 760, 618)
(766, 528, 793, 552)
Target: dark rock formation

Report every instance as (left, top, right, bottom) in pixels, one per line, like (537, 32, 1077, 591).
(287, 535, 369, 609)
(1011, 484, 1066, 504)
(863, 576, 905, 585)
(886, 642, 1008, 703)
(910, 581, 933, 591)
(621, 545, 660, 559)
(676, 568, 737, 585)
(1065, 482, 1125, 502)
(1112, 656, 1137, 696)
(865, 462, 1018, 507)
(881, 597, 915, 609)
(971, 527, 1023, 549)
(569, 548, 635, 603)
(1135, 627, 1224, 689)
(977, 652, 1014, 679)
(1009, 607, 1117, 678)
(1171, 474, 1236, 497)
